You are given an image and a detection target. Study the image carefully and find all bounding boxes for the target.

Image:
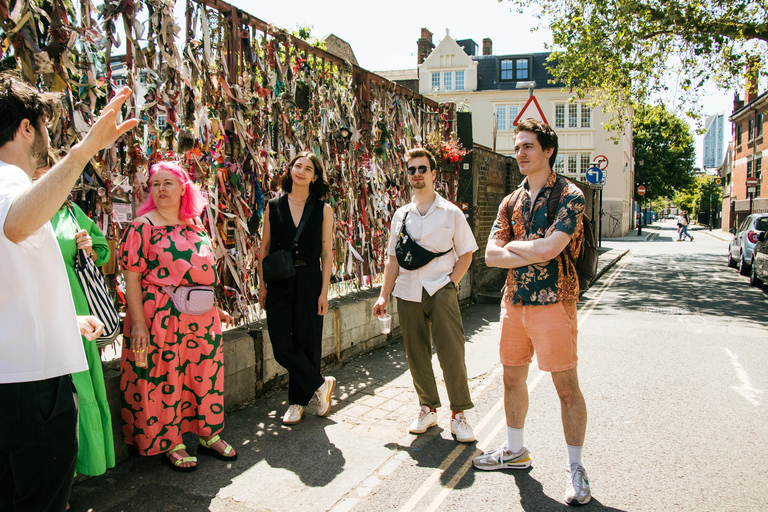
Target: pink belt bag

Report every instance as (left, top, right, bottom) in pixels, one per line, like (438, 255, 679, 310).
(163, 285, 215, 315)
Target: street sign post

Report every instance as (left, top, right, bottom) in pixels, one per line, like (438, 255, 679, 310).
(747, 177, 758, 212)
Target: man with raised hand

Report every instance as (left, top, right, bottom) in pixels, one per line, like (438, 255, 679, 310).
(373, 147, 478, 443)
(0, 72, 138, 512)
(472, 119, 590, 506)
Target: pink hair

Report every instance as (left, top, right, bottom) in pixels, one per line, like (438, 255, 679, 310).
(136, 161, 207, 220)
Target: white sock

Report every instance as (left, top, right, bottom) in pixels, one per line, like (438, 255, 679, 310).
(567, 444, 583, 466)
(506, 427, 524, 454)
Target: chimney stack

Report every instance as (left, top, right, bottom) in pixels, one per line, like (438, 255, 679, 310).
(733, 92, 744, 112)
(417, 28, 434, 65)
(483, 38, 492, 56)
(745, 57, 759, 103)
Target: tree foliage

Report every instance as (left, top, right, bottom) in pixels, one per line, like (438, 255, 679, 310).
(634, 103, 696, 201)
(503, 0, 768, 131)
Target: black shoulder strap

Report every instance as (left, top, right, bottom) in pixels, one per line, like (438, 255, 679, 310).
(506, 187, 525, 226)
(292, 197, 317, 246)
(546, 176, 568, 224)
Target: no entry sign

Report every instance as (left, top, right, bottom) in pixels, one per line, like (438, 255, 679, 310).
(637, 185, 646, 196)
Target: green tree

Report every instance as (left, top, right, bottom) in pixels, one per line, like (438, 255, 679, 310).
(502, 0, 768, 131)
(693, 176, 723, 213)
(634, 104, 696, 201)
(673, 186, 696, 215)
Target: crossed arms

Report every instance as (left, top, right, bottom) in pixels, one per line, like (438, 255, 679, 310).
(485, 224, 572, 270)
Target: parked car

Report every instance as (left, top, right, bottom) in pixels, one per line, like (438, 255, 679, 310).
(728, 213, 768, 276)
(750, 231, 768, 288)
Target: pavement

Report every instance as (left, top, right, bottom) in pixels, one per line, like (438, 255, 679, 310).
(67, 227, 647, 512)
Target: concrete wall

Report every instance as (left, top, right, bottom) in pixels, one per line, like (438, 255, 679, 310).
(100, 282, 473, 467)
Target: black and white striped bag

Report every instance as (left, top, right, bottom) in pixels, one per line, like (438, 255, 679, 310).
(67, 206, 121, 346)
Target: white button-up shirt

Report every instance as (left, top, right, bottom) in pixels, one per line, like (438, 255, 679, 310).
(387, 194, 478, 302)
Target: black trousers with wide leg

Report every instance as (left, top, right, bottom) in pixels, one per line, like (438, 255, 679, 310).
(265, 265, 325, 406)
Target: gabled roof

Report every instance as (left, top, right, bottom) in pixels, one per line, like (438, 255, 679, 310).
(730, 90, 768, 121)
(419, 31, 476, 70)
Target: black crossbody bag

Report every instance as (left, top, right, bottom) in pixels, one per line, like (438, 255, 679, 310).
(262, 197, 316, 283)
(395, 210, 451, 270)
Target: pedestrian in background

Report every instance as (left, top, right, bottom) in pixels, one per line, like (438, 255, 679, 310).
(474, 119, 591, 506)
(0, 72, 134, 512)
(120, 161, 236, 472)
(373, 147, 478, 444)
(258, 151, 336, 426)
(678, 211, 693, 241)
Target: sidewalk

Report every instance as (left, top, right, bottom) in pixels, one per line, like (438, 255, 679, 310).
(68, 248, 631, 512)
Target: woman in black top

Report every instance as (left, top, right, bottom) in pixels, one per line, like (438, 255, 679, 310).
(258, 151, 336, 425)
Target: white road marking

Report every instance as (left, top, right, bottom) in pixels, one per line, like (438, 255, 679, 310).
(723, 347, 763, 407)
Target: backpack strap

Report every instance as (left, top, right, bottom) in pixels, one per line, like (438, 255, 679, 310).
(546, 176, 568, 224)
(505, 187, 525, 240)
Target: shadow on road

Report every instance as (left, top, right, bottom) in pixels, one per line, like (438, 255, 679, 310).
(512, 471, 629, 511)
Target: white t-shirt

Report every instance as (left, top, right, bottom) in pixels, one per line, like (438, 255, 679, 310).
(0, 162, 87, 383)
(387, 194, 478, 302)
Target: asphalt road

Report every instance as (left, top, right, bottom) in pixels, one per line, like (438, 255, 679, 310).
(69, 221, 768, 512)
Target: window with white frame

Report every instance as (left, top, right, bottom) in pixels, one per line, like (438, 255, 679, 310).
(496, 105, 507, 131)
(581, 104, 591, 128)
(495, 105, 522, 131)
(554, 154, 565, 173)
(500, 59, 514, 80)
(555, 102, 591, 130)
(555, 104, 566, 129)
(157, 114, 168, 133)
(455, 71, 465, 91)
(431, 72, 440, 91)
(568, 104, 578, 128)
(567, 154, 578, 174)
(443, 72, 452, 91)
(581, 153, 592, 173)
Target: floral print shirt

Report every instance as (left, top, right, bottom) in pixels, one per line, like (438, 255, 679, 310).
(488, 171, 585, 305)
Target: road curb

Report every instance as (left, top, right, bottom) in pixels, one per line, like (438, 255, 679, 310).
(594, 248, 629, 283)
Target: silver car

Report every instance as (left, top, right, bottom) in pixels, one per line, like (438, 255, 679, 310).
(728, 213, 768, 275)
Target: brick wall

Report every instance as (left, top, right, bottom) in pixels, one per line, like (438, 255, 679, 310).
(469, 146, 522, 292)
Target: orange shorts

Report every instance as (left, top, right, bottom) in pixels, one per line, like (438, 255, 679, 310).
(499, 300, 578, 372)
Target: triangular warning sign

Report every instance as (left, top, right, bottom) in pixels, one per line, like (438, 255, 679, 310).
(513, 95, 549, 126)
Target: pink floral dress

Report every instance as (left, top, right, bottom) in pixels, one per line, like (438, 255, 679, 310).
(119, 222, 223, 456)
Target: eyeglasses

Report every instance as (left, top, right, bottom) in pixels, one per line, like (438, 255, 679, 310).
(407, 165, 429, 175)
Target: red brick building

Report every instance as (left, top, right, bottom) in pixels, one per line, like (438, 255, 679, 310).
(725, 74, 767, 230)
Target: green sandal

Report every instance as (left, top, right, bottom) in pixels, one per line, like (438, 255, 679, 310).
(163, 443, 197, 473)
(198, 435, 238, 461)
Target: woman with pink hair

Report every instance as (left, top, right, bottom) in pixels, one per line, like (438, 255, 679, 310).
(119, 161, 236, 472)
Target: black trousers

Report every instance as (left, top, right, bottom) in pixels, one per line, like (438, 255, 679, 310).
(0, 375, 78, 512)
(265, 266, 325, 406)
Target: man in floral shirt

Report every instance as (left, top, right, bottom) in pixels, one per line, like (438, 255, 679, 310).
(472, 119, 591, 506)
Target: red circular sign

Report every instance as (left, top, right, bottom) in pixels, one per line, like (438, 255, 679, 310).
(746, 176, 759, 187)
(637, 185, 646, 196)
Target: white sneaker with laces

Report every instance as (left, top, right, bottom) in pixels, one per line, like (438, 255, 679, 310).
(450, 413, 475, 443)
(282, 404, 303, 425)
(473, 444, 531, 470)
(409, 406, 437, 434)
(316, 376, 336, 417)
(564, 463, 592, 505)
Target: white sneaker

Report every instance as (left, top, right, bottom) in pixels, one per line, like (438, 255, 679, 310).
(316, 376, 336, 417)
(409, 406, 438, 434)
(282, 404, 303, 425)
(450, 413, 475, 443)
(564, 463, 592, 505)
(473, 444, 532, 471)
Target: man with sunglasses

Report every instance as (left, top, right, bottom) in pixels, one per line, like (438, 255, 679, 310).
(472, 119, 590, 506)
(373, 147, 478, 443)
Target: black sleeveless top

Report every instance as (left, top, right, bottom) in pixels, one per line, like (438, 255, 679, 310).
(267, 195, 325, 268)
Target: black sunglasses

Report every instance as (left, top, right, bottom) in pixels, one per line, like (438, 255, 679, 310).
(407, 165, 430, 175)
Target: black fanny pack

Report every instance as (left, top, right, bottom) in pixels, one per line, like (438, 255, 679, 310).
(395, 210, 451, 270)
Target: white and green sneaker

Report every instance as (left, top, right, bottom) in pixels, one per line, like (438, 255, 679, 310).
(564, 463, 591, 505)
(472, 444, 531, 471)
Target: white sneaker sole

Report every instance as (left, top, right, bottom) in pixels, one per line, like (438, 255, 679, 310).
(565, 494, 592, 506)
(450, 428, 475, 443)
(317, 377, 336, 417)
(409, 419, 437, 434)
